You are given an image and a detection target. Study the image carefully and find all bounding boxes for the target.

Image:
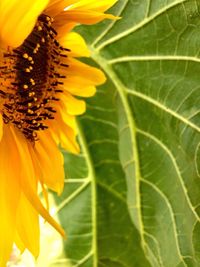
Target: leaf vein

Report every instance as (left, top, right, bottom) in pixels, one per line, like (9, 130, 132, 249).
(141, 178, 188, 267)
(126, 88, 200, 133)
(137, 128, 200, 222)
(96, 0, 187, 50)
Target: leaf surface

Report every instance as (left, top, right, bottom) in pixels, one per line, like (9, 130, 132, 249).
(49, 1, 200, 267)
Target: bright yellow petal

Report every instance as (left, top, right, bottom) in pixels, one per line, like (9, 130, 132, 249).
(0, 125, 21, 267)
(56, 22, 77, 38)
(16, 193, 40, 257)
(62, 92, 86, 115)
(60, 126, 80, 153)
(46, 0, 68, 16)
(64, 0, 118, 12)
(61, 58, 106, 85)
(0, 0, 49, 48)
(47, 0, 118, 29)
(62, 78, 96, 97)
(48, 0, 117, 16)
(60, 10, 119, 25)
(34, 131, 65, 195)
(56, 113, 80, 153)
(40, 182, 50, 211)
(10, 126, 65, 238)
(57, 105, 76, 129)
(62, 84, 96, 97)
(65, 75, 100, 87)
(59, 32, 90, 57)
(62, 0, 119, 24)
(47, 110, 80, 154)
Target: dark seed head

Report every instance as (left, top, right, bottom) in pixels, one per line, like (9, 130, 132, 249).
(0, 14, 70, 142)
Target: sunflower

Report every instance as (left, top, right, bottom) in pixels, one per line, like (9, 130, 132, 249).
(0, 0, 118, 266)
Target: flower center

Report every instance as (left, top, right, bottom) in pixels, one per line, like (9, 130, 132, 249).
(0, 14, 69, 142)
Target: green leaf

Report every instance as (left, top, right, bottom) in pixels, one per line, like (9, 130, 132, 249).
(46, 1, 200, 267)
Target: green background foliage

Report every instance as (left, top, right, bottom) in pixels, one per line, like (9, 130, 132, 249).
(43, 1, 200, 266)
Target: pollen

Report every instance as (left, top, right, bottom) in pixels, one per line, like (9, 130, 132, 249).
(0, 14, 69, 142)
(23, 53, 29, 59)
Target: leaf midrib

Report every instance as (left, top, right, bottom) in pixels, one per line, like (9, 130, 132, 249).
(90, 46, 200, 267)
(77, 121, 98, 267)
(90, 48, 148, 257)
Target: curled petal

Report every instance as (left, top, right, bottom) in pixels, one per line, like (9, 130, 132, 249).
(59, 32, 90, 57)
(65, 58, 106, 85)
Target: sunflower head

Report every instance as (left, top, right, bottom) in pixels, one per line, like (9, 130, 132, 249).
(1, 14, 70, 143)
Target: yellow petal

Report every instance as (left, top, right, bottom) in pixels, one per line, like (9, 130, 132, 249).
(65, 75, 100, 87)
(40, 182, 50, 211)
(0, 113, 3, 141)
(15, 234, 26, 254)
(62, 92, 86, 115)
(0, 125, 21, 266)
(10, 126, 65, 238)
(22, 181, 65, 238)
(46, 0, 69, 16)
(64, 10, 117, 24)
(48, 111, 80, 154)
(59, 32, 90, 57)
(48, 0, 118, 17)
(0, 0, 49, 48)
(56, 113, 80, 153)
(64, 58, 106, 85)
(48, 0, 118, 29)
(63, 83, 96, 97)
(62, 0, 119, 24)
(57, 105, 76, 129)
(34, 131, 65, 195)
(60, 126, 80, 153)
(56, 22, 77, 38)
(64, 0, 118, 12)
(16, 193, 40, 257)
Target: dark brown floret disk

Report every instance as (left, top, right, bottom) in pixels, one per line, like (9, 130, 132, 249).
(0, 14, 70, 142)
